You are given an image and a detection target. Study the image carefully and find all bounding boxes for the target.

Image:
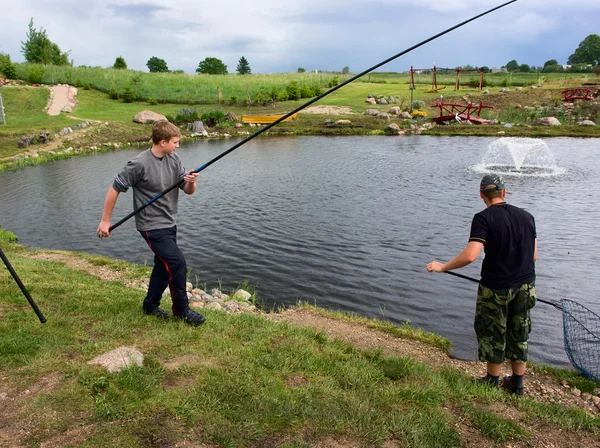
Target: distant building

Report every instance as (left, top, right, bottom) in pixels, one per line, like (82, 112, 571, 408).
(491, 67, 508, 73)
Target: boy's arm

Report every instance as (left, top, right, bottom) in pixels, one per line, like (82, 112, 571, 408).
(426, 241, 483, 273)
(182, 170, 199, 195)
(96, 187, 120, 239)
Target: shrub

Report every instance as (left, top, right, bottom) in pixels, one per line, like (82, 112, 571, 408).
(276, 90, 289, 102)
(254, 88, 271, 105)
(201, 110, 225, 127)
(310, 84, 323, 96)
(411, 100, 425, 110)
(229, 95, 237, 105)
(327, 76, 340, 88)
(501, 77, 509, 87)
(175, 107, 199, 122)
(165, 114, 175, 123)
(300, 85, 313, 98)
(121, 86, 135, 103)
(0, 226, 18, 243)
(83, 83, 91, 90)
(0, 53, 17, 79)
(147, 97, 158, 105)
(286, 81, 301, 100)
(26, 65, 45, 84)
(108, 88, 119, 100)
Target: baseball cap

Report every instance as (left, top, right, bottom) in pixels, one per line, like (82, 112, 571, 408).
(480, 174, 505, 192)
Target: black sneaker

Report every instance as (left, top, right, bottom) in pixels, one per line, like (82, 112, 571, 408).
(179, 309, 206, 326)
(144, 307, 170, 320)
(472, 374, 499, 388)
(501, 375, 524, 396)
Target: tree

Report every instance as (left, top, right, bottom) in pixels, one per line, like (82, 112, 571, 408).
(479, 66, 490, 73)
(543, 59, 558, 69)
(21, 19, 70, 65)
(236, 56, 251, 75)
(505, 60, 519, 72)
(146, 56, 169, 72)
(568, 34, 600, 66)
(0, 53, 18, 79)
(297, 67, 306, 73)
(113, 56, 127, 70)
(196, 57, 228, 75)
(519, 64, 530, 73)
(342, 66, 350, 74)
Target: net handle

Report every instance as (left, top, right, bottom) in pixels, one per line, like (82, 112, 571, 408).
(443, 270, 563, 311)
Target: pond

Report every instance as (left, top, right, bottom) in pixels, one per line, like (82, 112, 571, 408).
(1, 135, 598, 367)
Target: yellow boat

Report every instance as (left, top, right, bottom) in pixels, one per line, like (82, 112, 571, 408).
(241, 113, 298, 124)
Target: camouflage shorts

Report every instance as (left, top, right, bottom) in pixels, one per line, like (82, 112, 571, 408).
(474, 282, 536, 364)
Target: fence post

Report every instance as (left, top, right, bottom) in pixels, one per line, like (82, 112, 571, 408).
(0, 93, 5, 125)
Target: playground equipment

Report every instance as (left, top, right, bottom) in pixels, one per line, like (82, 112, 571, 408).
(432, 99, 494, 124)
(409, 66, 486, 93)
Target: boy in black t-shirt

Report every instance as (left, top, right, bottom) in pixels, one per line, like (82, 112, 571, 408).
(427, 174, 537, 395)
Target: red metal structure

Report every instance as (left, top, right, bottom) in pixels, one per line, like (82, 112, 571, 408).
(561, 88, 598, 101)
(455, 68, 484, 91)
(409, 66, 486, 92)
(432, 100, 494, 124)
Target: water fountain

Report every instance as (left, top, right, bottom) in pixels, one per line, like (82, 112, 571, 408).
(475, 137, 564, 177)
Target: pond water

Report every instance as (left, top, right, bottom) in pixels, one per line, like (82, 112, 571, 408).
(1, 135, 599, 367)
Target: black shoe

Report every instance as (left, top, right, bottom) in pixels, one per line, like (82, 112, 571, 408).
(144, 307, 170, 320)
(501, 375, 524, 396)
(178, 309, 206, 326)
(472, 374, 499, 388)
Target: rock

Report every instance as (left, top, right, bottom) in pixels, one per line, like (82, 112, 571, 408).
(578, 120, 596, 126)
(515, 104, 522, 109)
(388, 106, 401, 115)
(364, 109, 379, 116)
(377, 98, 388, 105)
(572, 387, 581, 397)
(205, 302, 223, 311)
(233, 289, 252, 301)
(482, 89, 489, 94)
(186, 282, 193, 292)
(335, 120, 351, 125)
(376, 112, 391, 121)
(324, 119, 334, 126)
(531, 85, 538, 89)
(191, 288, 205, 296)
(133, 110, 167, 124)
(400, 112, 412, 119)
(533, 117, 561, 126)
(365, 97, 376, 105)
(385, 123, 401, 135)
(87, 346, 144, 373)
(235, 122, 243, 128)
(561, 379, 570, 388)
(61, 105, 72, 113)
(225, 112, 238, 121)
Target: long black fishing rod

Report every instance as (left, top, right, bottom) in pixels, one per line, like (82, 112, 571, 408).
(443, 270, 561, 310)
(0, 248, 47, 323)
(108, 0, 518, 233)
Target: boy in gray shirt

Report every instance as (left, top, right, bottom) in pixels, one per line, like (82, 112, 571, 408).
(96, 121, 205, 326)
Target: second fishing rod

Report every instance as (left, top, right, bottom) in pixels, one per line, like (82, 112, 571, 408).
(108, 0, 517, 233)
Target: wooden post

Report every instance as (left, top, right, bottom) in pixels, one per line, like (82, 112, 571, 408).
(0, 93, 5, 125)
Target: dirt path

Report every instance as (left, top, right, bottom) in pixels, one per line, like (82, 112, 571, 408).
(47, 85, 74, 116)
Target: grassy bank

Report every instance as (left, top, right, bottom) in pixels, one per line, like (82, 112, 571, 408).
(1, 229, 600, 447)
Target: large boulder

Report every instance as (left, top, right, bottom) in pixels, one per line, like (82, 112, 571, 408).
(533, 117, 561, 126)
(133, 110, 168, 124)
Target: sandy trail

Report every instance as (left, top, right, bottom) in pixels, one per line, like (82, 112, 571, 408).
(47, 85, 72, 116)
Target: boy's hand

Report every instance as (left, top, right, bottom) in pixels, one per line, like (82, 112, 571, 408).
(426, 261, 444, 273)
(96, 220, 111, 239)
(183, 170, 199, 183)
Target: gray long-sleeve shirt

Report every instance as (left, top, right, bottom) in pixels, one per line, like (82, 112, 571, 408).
(112, 149, 186, 231)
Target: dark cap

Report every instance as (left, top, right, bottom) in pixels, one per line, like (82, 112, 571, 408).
(480, 174, 505, 192)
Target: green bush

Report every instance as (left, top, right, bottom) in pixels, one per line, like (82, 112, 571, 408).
(229, 95, 237, 105)
(286, 81, 301, 100)
(165, 114, 175, 122)
(501, 77, 509, 87)
(121, 86, 135, 103)
(300, 84, 313, 99)
(310, 84, 323, 96)
(201, 110, 225, 127)
(147, 97, 158, 105)
(0, 53, 18, 79)
(276, 90, 289, 101)
(108, 88, 119, 100)
(26, 65, 45, 84)
(0, 226, 18, 243)
(83, 83, 91, 90)
(411, 100, 425, 110)
(175, 107, 199, 122)
(327, 76, 340, 88)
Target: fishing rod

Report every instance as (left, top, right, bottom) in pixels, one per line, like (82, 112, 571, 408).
(0, 248, 47, 323)
(444, 270, 560, 310)
(108, 0, 518, 233)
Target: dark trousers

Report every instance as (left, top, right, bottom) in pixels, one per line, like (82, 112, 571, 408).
(140, 226, 189, 316)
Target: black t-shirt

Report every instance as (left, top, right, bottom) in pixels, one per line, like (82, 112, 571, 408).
(469, 202, 536, 289)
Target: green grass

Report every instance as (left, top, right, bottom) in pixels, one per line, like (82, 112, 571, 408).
(1, 241, 599, 447)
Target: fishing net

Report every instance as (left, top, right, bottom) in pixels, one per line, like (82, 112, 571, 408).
(561, 299, 600, 382)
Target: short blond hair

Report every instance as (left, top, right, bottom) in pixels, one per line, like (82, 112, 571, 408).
(152, 121, 181, 144)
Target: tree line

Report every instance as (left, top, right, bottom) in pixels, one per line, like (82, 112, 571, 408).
(4, 19, 600, 77)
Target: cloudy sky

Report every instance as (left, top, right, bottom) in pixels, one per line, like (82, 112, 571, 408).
(1, 0, 598, 74)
